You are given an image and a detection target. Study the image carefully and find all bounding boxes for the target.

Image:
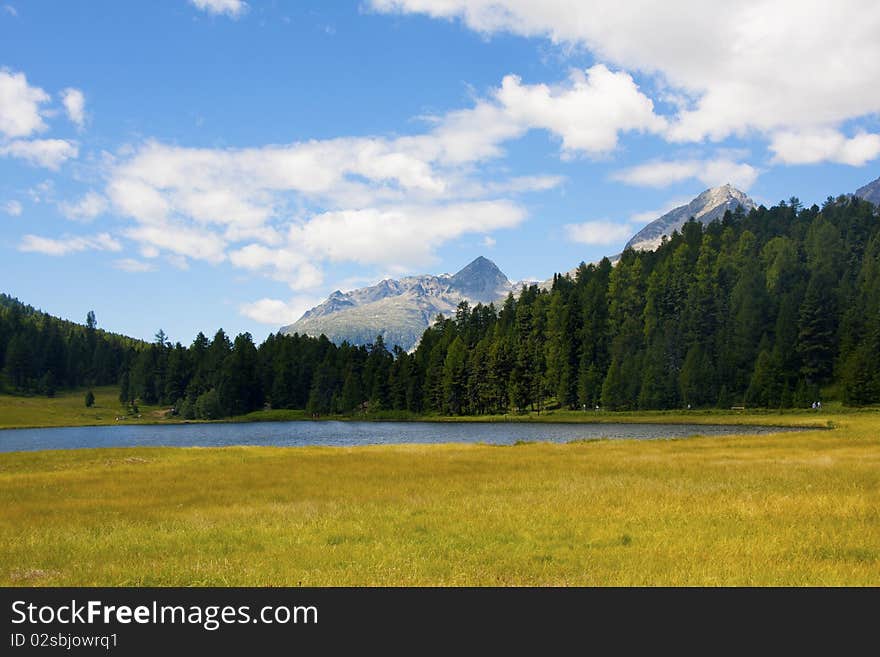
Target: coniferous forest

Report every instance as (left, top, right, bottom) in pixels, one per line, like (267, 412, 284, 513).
(0, 297, 141, 397)
(2, 194, 880, 418)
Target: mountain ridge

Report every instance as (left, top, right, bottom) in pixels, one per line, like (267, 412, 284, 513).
(625, 184, 756, 252)
(281, 256, 517, 350)
(855, 175, 880, 205)
(540, 183, 756, 288)
(281, 178, 876, 351)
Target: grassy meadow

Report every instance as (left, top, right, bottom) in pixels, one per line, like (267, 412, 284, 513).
(0, 386, 166, 430)
(1, 411, 878, 586)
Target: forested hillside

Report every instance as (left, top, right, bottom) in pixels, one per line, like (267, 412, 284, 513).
(4, 194, 879, 417)
(0, 296, 143, 396)
(403, 195, 880, 413)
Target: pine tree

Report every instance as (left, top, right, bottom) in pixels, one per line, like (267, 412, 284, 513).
(442, 336, 468, 414)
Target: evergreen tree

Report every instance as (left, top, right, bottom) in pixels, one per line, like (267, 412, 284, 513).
(441, 336, 468, 414)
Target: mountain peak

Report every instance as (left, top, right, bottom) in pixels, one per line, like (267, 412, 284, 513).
(625, 185, 755, 252)
(855, 174, 880, 205)
(453, 255, 502, 277)
(450, 256, 510, 301)
(698, 183, 751, 203)
(282, 256, 515, 350)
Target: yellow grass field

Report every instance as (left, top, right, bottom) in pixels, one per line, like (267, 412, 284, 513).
(1, 412, 878, 586)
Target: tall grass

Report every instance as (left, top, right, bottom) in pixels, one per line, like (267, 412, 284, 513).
(1, 412, 878, 586)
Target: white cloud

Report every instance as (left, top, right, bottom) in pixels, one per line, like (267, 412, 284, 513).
(124, 222, 227, 264)
(190, 0, 248, 18)
(104, 65, 648, 275)
(166, 254, 190, 270)
(19, 232, 122, 256)
(58, 191, 107, 221)
(107, 176, 172, 224)
(0, 69, 49, 138)
(400, 65, 662, 164)
(229, 243, 324, 290)
(240, 296, 322, 326)
(612, 158, 759, 190)
(61, 88, 86, 128)
(107, 137, 448, 228)
(3, 199, 22, 216)
(370, 1, 880, 147)
(3, 5, 16, 17)
(495, 65, 665, 155)
(565, 220, 633, 245)
(113, 258, 155, 273)
(482, 235, 496, 248)
(290, 201, 526, 268)
(27, 180, 53, 203)
(0, 138, 78, 169)
(770, 129, 880, 166)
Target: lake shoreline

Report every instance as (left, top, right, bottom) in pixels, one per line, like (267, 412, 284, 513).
(0, 385, 850, 432)
(0, 411, 834, 432)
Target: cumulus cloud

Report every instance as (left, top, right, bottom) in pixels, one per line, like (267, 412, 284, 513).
(0, 138, 78, 169)
(103, 65, 662, 282)
(229, 243, 324, 290)
(19, 232, 121, 256)
(495, 65, 665, 155)
(3, 199, 22, 216)
(113, 258, 155, 273)
(370, 1, 880, 153)
(58, 191, 107, 221)
(565, 220, 634, 245)
(769, 129, 880, 166)
(0, 71, 82, 171)
(292, 201, 525, 268)
(190, 0, 247, 18)
(612, 158, 759, 190)
(61, 88, 86, 128)
(124, 222, 227, 264)
(403, 64, 662, 163)
(240, 296, 323, 325)
(0, 69, 49, 138)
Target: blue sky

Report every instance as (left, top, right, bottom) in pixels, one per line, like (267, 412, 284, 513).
(2, 0, 879, 343)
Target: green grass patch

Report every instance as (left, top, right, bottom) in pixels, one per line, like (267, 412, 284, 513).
(0, 386, 169, 430)
(1, 412, 878, 586)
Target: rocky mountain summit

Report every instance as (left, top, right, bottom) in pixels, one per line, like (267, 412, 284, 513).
(854, 175, 880, 205)
(282, 257, 516, 351)
(625, 184, 756, 252)
(540, 184, 756, 288)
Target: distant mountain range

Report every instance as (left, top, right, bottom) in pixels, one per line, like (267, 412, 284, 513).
(283, 177, 877, 350)
(281, 256, 519, 351)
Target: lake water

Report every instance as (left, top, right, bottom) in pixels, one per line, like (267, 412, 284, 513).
(0, 420, 806, 453)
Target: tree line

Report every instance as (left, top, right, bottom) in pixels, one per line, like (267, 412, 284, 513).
(3, 194, 879, 417)
(0, 296, 141, 396)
